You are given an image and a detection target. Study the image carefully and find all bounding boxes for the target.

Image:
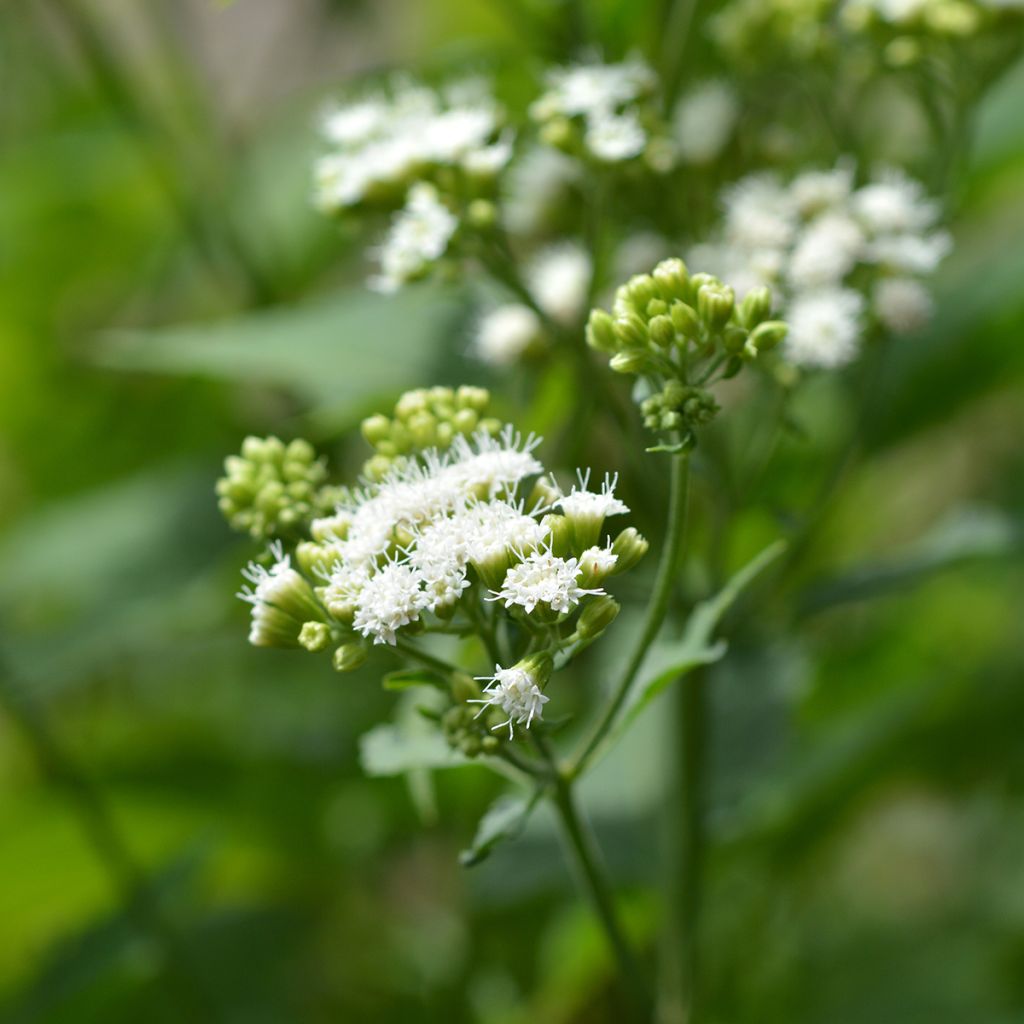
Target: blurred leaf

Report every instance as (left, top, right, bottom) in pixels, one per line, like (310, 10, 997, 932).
(606, 540, 788, 754)
(382, 668, 448, 691)
(93, 286, 463, 418)
(460, 788, 541, 867)
(359, 688, 466, 777)
(798, 505, 1021, 616)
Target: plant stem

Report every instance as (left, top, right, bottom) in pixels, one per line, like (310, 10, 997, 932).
(570, 450, 691, 779)
(536, 739, 650, 1018)
(393, 639, 462, 678)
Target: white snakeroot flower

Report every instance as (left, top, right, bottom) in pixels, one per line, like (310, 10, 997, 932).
(585, 110, 648, 162)
(471, 664, 550, 738)
(557, 471, 631, 522)
(788, 212, 866, 290)
(578, 544, 619, 579)
(491, 549, 603, 615)
(866, 231, 951, 274)
(853, 169, 939, 235)
(874, 277, 933, 334)
(528, 243, 593, 325)
(790, 164, 855, 217)
(673, 80, 738, 165)
(533, 59, 655, 120)
(785, 288, 866, 369)
(723, 174, 798, 251)
(462, 133, 514, 176)
(352, 562, 429, 645)
(238, 543, 319, 647)
(473, 304, 542, 365)
(372, 184, 457, 292)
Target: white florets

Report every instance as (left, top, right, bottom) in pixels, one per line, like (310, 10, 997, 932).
(689, 161, 949, 369)
(527, 243, 593, 325)
(673, 80, 738, 165)
(785, 288, 866, 368)
(490, 549, 603, 615)
(473, 304, 542, 365)
(470, 664, 550, 738)
(371, 183, 457, 292)
(557, 471, 631, 521)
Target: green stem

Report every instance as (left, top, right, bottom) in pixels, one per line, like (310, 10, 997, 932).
(570, 451, 691, 779)
(536, 739, 650, 1018)
(393, 639, 462, 678)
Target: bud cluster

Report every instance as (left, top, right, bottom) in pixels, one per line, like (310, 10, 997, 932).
(216, 436, 343, 541)
(586, 258, 786, 444)
(359, 386, 501, 480)
(220, 389, 649, 750)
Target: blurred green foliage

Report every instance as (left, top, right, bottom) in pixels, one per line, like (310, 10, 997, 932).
(1, 1, 1023, 1022)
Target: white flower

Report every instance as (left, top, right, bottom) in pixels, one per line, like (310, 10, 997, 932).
(491, 549, 603, 615)
(790, 164, 855, 216)
(371, 183, 457, 292)
(873, 277, 933, 334)
(238, 543, 321, 647)
(502, 146, 579, 235)
(557, 471, 630, 522)
(578, 544, 619, 581)
(528, 243, 593, 324)
(462, 133, 514, 176)
(352, 562, 429, 645)
(673, 80, 738, 165)
(785, 288, 866, 369)
(473, 304, 542, 365)
(533, 59, 655, 121)
(470, 664, 550, 738)
(585, 110, 647, 161)
(853, 169, 939, 235)
(788, 212, 866, 290)
(866, 231, 951, 274)
(723, 174, 798, 251)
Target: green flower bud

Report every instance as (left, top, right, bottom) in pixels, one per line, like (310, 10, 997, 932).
(670, 301, 702, 341)
(456, 385, 490, 412)
(452, 408, 478, 435)
(451, 673, 482, 703)
(614, 313, 648, 349)
(681, 388, 719, 427)
(739, 286, 773, 328)
(518, 651, 554, 688)
(648, 314, 676, 349)
(586, 309, 619, 353)
(722, 325, 749, 354)
(749, 320, 788, 352)
(333, 642, 368, 673)
(299, 621, 332, 653)
(623, 274, 659, 311)
(698, 283, 735, 330)
(466, 198, 497, 230)
(407, 410, 437, 449)
(540, 116, 574, 151)
(646, 298, 669, 318)
(542, 513, 575, 557)
(609, 349, 652, 374)
(360, 414, 392, 446)
(652, 258, 690, 302)
(610, 527, 649, 573)
(576, 596, 620, 640)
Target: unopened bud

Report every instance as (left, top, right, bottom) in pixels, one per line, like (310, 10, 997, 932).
(749, 320, 788, 352)
(299, 621, 332, 653)
(739, 286, 773, 328)
(361, 414, 392, 446)
(586, 309, 618, 353)
(610, 527, 650, 573)
(648, 314, 676, 349)
(614, 313, 648, 349)
(333, 642, 368, 673)
(451, 672, 481, 703)
(518, 651, 554, 687)
(576, 596, 620, 639)
(670, 301, 702, 341)
(652, 258, 690, 301)
(609, 349, 651, 374)
(466, 198, 497, 230)
(698, 283, 735, 330)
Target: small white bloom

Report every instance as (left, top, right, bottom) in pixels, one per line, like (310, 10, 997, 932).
(673, 80, 738, 165)
(585, 110, 647, 162)
(578, 544, 619, 581)
(371, 183, 457, 292)
(785, 288, 866, 369)
(723, 174, 798, 251)
(853, 169, 939, 235)
(866, 231, 951, 274)
(527, 242, 593, 324)
(491, 549, 603, 615)
(788, 212, 866, 290)
(533, 59, 655, 121)
(470, 664, 550, 738)
(473, 304, 542, 365)
(238, 543, 319, 647)
(790, 164, 855, 216)
(557, 471, 631, 522)
(352, 562, 429, 645)
(873, 277, 933, 334)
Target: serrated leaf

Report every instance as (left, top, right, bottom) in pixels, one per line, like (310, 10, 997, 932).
(601, 539, 787, 757)
(460, 789, 541, 867)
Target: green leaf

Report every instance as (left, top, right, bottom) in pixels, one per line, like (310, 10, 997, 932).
(382, 668, 448, 691)
(607, 539, 787, 750)
(358, 688, 465, 777)
(797, 505, 1020, 616)
(459, 789, 541, 867)
(93, 286, 462, 421)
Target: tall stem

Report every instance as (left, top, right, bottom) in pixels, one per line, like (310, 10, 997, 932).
(545, 757, 650, 1018)
(571, 451, 691, 778)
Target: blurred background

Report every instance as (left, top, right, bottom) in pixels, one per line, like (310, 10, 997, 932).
(2, 1, 1023, 1021)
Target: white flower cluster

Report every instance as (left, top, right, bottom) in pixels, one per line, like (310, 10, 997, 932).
(672, 80, 739, 166)
(531, 58, 656, 162)
(314, 76, 508, 213)
(471, 664, 550, 738)
(238, 542, 323, 648)
(371, 183, 458, 293)
(473, 242, 593, 365)
(690, 163, 950, 368)
(282, 428, 630, 648)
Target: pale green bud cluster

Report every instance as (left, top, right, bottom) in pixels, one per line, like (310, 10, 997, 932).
(217, 436, 343, 540)
(587, 259, 786, 445)
(442, 702, 504, 758)
(360, 386, 502, 481)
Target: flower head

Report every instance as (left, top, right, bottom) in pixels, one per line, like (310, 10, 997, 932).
(490, 548, 603, 615)
(470, 662, 550, 738)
